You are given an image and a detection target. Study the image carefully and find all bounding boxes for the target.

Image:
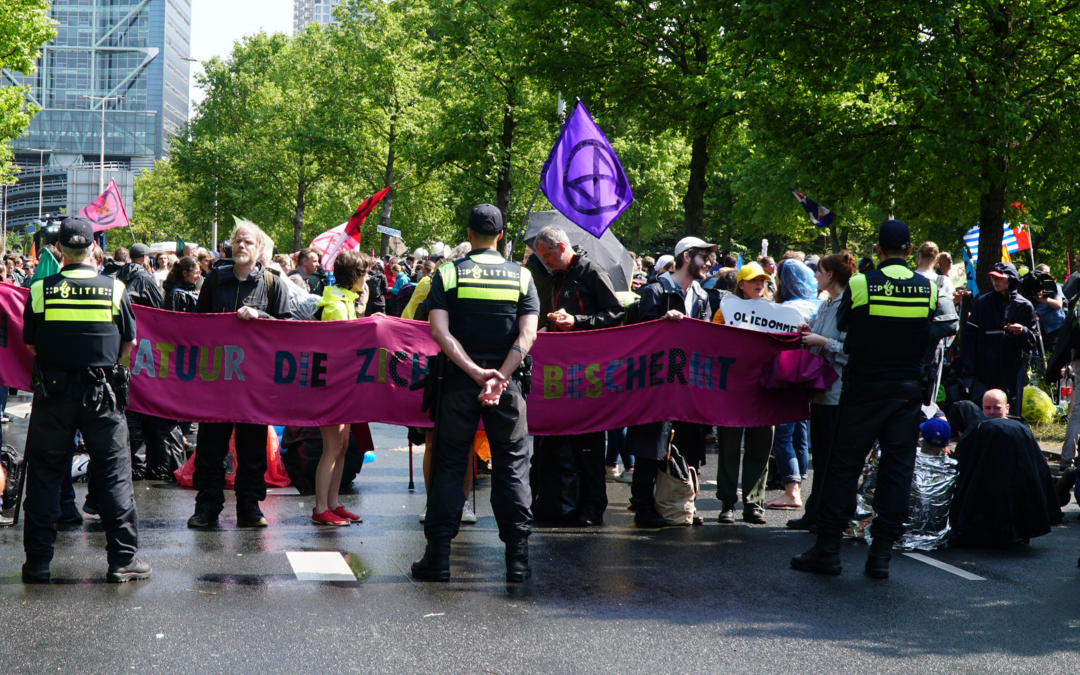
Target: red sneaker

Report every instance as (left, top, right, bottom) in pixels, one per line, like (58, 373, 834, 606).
(331, 506, 362, 523)
(311, 509, 349, 526)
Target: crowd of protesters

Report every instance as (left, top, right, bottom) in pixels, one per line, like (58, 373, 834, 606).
(13, 218, 1080, 573)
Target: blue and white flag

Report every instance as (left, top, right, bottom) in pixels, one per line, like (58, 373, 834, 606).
(964, 225, 1019, 263)
(790, 188, 835, 228)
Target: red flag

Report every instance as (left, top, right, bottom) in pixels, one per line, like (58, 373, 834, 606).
(79, 179, 130, 232)
(1012, 224, 1032, 252)
(322, 187, 390, 267)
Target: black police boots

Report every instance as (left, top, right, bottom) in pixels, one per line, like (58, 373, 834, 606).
(21, 561, 50, 584)
(505, 539, 531, 583)
(411, 538, 451, 582)
(865, 537, 894, 579)
(791, 535, 842, 575)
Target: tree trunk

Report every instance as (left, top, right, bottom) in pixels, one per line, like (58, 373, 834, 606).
(975, 154, 1009, 292)
(630, 224, 640, 253)
(378, 112, 397, 257)
(682, 130, 709, 237)
(828, 222, 840, 253)
(292, 177, 307, 253)
(495, 99, 516, 257)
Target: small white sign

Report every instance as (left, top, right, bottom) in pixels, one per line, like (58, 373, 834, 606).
(720, 296, 804, 334)
(377, 225, 401, 238)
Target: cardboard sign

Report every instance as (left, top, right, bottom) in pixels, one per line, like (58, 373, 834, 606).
(720, 296, 804, 334)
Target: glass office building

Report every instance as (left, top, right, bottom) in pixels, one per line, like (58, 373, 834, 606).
(1, 0, 191, 231)
(294, 0, 341, 33)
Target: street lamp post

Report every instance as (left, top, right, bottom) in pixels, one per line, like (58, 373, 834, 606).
(24, 148, 50, 222)
(180, 57, 216, 252)
(82, 94, 125, 194)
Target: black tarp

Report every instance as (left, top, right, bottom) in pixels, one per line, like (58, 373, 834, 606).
(949, 417, 1062, 546)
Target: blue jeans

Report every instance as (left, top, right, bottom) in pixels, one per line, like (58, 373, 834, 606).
(605, 428, 632, 470)
(772, 419, 809, 484)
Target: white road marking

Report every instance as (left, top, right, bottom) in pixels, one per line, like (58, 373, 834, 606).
(6, 402, 32, 419)
(265, 487, 300, 495)
(903, 552, 986, 581)
(286, 552, 356, 581)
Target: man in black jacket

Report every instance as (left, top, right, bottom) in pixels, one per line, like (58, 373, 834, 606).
(115, 243, 164, 308)
(531, 226, 624, 526)
(187, 221, 291, 529)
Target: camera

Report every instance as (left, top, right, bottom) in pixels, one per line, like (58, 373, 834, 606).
(1019, 270, 1057, 304)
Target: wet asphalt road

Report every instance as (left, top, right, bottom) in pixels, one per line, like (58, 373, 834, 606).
(0, 400, 1078, 674)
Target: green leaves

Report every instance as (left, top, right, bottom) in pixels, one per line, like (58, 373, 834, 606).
(0, 0, 54, 185)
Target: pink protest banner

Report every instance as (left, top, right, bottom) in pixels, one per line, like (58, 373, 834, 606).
(0, 284, 810, 433)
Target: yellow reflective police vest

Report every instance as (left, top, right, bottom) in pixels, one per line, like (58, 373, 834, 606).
(438, 250, 533, 359)
(30, 266, 126, 369)
(845, 261, 937, 378)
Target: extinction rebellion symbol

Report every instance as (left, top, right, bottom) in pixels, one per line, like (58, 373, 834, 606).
(562, 139, 630, 216)
(87, 189, 121, 228)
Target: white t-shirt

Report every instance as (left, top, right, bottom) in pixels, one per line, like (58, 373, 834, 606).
(917, 268, 955, 301)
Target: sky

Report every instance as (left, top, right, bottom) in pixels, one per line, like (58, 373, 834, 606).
(187, 0, 295, 114)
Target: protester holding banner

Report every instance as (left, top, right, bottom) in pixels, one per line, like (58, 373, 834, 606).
(711, 262, 776, 524)
(786, 252, 856, 531)
(626, 237, 715, 528)
(309, 250, 371, 527)
(531, 225, 625, 527)
(765, 259, 821, 510)
(793, 220, 937, 579)
(187, 220, 291, 529)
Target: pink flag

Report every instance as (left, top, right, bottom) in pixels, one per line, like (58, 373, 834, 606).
(79, 179, 130, 232)
(310, 222, 350, 261)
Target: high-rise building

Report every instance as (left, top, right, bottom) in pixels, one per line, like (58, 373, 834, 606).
(0, 0, 191, 231)
(294, 0, 342, 33)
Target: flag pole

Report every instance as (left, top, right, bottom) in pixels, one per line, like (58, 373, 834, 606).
(513, 95, 572, 259)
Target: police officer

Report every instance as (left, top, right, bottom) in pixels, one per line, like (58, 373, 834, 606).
(792, 220, 940, 579)
(411, 204, 540, 582)
(21, 217, 149, 583)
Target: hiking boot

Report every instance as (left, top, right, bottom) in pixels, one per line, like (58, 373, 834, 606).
(791, 536, 842, 575)
(21, 561, 50, 584)
(717, 504, 736, 524)
(865, 537, 894, 579)
(237, 507, 268, 528)
(186, 511, 218, 528)
(505, 539, 531, 583)
(634, 508, 666, 528)
(411, 538, 451, 582)
(743, 508, 767, 525)
(107, 558, 152, 583)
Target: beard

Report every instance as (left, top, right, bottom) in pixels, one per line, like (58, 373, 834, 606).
(233, 248, 254, 265)
(687, 258, 708, 280)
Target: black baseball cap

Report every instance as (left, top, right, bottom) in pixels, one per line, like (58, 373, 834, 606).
(468, 204, 503, 234)
(130, 243, 151, 260)
(58, 217, 94, 249)
(877, 219, 911, 251)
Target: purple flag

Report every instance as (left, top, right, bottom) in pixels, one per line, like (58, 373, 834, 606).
(539, 102, 633, 238)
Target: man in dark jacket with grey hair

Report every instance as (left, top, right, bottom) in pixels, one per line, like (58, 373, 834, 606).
(532, 226, 624, 526)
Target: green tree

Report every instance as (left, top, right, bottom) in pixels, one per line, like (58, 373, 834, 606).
(741, 0, 1080, 286)
(131, 160, 201, 244)
(0, 0, 54, 184)
(513, 0, 761, 238)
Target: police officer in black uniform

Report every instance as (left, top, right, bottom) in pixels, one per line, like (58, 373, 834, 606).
(411, 204, 540, 582)
(792, 220, 941, 579)
(21, 217, 149, 583)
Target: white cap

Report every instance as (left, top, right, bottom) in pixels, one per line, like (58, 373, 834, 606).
(655, 254, 675, 271)
(673, 236, 718, 259)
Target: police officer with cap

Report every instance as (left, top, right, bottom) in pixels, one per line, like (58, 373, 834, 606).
(792, 219, 940, 580)
(411, 203, 540, 582)
(21, 217, 149, 583)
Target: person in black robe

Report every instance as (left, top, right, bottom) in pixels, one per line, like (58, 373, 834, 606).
(949, 394, 1062, 546)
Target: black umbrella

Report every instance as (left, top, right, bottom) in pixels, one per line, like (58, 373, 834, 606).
(524, 211, 635, 292)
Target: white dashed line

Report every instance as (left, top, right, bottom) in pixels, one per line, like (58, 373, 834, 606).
(903, 552, 986, 581)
